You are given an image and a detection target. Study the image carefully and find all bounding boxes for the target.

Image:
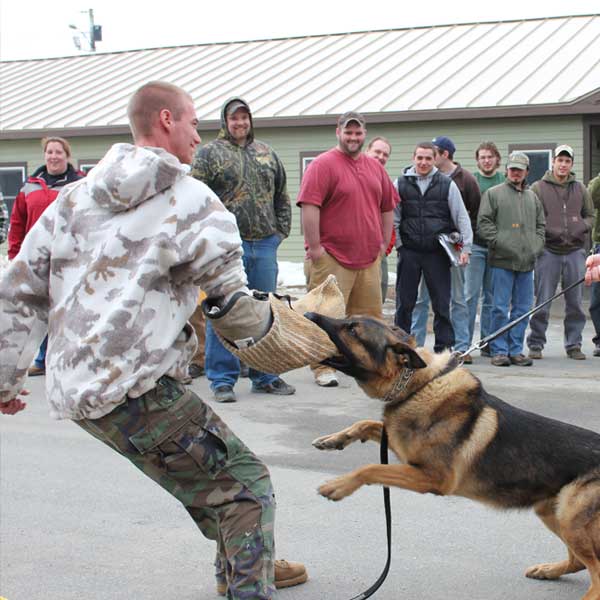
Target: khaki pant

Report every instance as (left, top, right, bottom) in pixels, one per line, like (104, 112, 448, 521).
(305, 252, 382, 377)
(189, 305, 206, 367)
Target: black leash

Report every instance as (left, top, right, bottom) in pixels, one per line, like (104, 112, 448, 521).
(458, 275, 586, 361)
(348, 427, 392, 600)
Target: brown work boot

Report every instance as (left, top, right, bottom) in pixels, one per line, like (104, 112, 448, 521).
(491, 354, 510, 367)
(528, 348, 543, 360)
(510, 354, 533, 367)
(216, 559, 308, 595)
(566, 347, 586, 360)
(27, 365, 46, 377)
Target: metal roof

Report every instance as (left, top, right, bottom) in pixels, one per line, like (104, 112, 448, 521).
(1, 14, 600, 138)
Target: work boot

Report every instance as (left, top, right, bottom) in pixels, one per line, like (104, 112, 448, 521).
(528, 348, 543, 360)
(213, 385, 236, 403)
(566, 347, 586, 360)
(216, 559, 308, 595)
(251, 378, 296, 395)
(188, 363, 204, 378)
(461, 354, 473, 364)
(27, 365, 45, 377)
(491, 355, 510, 367)
(510, 354, 533, 366)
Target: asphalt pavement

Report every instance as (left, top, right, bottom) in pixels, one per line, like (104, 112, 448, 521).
(1, 312, 600, 600)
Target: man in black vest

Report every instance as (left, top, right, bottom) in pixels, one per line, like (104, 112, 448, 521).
(526, 144, 594, 361)
(393, 141, 472, 352)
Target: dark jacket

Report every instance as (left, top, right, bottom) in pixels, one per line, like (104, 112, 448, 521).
(477, 180, 545, 272)
(530, 171, 593, 254)
(396, 168, 453, 252)
(191, 97, 291, 240)
(450, 164, 482, 246)
(589, 174, 600, 245)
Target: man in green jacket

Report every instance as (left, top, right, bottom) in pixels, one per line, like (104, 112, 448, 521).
(477, 152, 545, 367)
(526, 145, 593, 360)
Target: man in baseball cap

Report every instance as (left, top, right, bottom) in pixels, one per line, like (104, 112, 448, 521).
(527, 143, 593, 361)
(477, 150, 545, 367)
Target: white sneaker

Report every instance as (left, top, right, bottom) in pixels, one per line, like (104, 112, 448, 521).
(315, 372, 338, 387)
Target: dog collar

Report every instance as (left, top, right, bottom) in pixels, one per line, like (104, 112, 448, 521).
(383, 353, 462, 405)
(383, 368, 415, 403)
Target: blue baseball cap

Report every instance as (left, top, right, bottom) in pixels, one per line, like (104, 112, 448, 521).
(432, 136, 456, 156)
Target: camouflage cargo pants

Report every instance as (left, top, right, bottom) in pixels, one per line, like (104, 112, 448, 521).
(76, 376, 276, 599)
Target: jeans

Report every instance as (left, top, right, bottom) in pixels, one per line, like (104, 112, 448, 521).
(464, 243, 493, 344)
(591, 282, 600, 347)
(410, 266, 469, 351)
(489, 267, 534, 357)
(526, 248, 587, 351)
(34, 335, 48, 369)
(206, 234, 281, 391)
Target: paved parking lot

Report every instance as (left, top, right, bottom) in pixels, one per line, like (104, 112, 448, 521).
(1, 316, 600, 600)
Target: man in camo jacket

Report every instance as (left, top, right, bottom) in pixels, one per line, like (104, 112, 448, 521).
(0, 81, 307, 599)
(192, 97, 295, 403)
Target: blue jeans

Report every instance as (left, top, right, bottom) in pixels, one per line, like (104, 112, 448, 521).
(464, 243, 493, 344)
(489, 267, 534, 357)
(410, 266, 470, 351)
(34, 335, 48, 369)
(590, 281, 600, 347)
(206, 234, 281, 390)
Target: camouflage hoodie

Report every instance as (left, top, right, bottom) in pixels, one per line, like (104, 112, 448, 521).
(0, 143, 247, 420)
(191, 97, 291, 240)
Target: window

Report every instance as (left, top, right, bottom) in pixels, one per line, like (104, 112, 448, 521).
(507, 144, 553, 185)
(78, 159, 100, 174)
(299, 151, 324, 180)
(0, 164, 27, 218)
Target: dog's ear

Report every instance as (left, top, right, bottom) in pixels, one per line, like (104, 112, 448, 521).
(390, 343, 427, 369)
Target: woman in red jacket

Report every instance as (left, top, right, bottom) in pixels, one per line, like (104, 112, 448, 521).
(8, 136, 85, 376)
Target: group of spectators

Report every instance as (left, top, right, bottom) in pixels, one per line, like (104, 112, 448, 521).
(3, 101, 600, 393)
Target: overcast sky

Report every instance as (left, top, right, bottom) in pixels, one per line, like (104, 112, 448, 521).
(1, 0, 598, 61)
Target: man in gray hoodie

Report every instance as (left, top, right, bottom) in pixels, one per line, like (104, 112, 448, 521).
(526, 145, 594, 361)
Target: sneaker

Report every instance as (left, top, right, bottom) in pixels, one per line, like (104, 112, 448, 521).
(510, 354, 533, 366)
(216, 559, 307, 595)
(528, 348, 543, 360)
(239, 364, 250, 378)
(188, 363, 204, 378)
(567, 347, 586, 360)
(213, 385, 236, 403)
(27, 365, 46, 377)
(491, 355, 510, 367)
(461, 354, 473, 365)
(315, 371, 339, 387)
(594, 345, 600, 357)
(251, 378, 296, 395)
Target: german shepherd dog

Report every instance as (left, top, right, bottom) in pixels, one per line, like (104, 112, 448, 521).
(305, 313, 600, 599)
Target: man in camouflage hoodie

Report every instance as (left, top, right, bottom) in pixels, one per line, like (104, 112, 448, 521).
(192, 98, 295, 403)
(0, 81, 306, 599)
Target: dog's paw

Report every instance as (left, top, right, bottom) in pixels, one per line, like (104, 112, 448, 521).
(317, 475, 361, 501)
(525, 562, 564, 580)
(312, 433, 348, 451)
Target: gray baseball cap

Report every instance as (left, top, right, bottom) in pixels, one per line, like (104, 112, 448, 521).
(506, 152, 529, 170)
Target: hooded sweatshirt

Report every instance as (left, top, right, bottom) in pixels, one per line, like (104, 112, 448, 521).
(530, 170, 593, 254)
(0, 144, 247, 420)
(191, 97, 291, 240)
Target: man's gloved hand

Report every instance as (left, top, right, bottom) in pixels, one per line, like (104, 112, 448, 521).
(202, 291, 273, 349)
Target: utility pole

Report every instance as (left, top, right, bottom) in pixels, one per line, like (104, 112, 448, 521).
(70, 8, 102, 52)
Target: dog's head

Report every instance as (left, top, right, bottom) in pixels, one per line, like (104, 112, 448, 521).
(305, 313, 427, 399)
